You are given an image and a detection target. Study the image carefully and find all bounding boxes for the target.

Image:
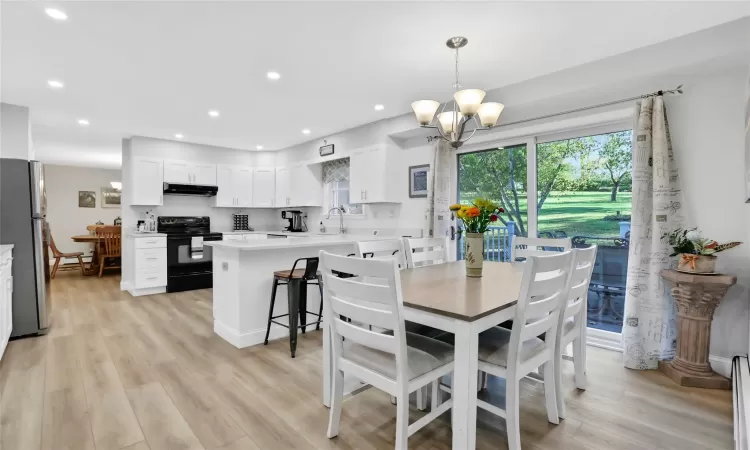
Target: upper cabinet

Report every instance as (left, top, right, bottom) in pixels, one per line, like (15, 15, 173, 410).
(349, 146, 397, 203)
(290, 163, 322, 207)
(252, 168, 276, 207)
(215, 165, 254, 208)
(131, 157, 164, 206)
(164, 160, 216, 185)
(274, 167, 291, 207)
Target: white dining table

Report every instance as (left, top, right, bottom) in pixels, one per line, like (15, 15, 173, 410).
(322, 260, 525, 449)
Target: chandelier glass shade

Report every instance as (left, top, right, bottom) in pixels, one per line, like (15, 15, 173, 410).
(411, 37, 504, 148)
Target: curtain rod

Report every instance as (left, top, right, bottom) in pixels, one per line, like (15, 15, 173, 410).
(425, 85, 683, 142)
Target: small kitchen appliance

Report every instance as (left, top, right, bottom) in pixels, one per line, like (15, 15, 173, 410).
(281, 210, 306, 232)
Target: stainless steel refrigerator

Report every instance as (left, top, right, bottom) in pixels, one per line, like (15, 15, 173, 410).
(0, 159, 50, 337)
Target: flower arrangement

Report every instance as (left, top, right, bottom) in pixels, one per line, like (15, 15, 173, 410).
(661, 228, 741, 257)
(449, 198, 504, 233)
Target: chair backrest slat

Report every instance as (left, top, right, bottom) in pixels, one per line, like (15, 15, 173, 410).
(403, 237, 449, 268)
(320, 250, 409, 382)
(558, 246, 597, 337)
(506, 251, 573, 368)
(511, 236, 571, 262)
(356, 239, 406, 269)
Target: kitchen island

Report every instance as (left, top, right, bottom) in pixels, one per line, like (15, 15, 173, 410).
(204, 234, 398, 348)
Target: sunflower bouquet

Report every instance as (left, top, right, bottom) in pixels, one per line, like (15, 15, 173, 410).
(449, 198, 504, 234)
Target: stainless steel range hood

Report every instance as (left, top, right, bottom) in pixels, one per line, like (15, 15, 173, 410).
(163, 182, 218, 197)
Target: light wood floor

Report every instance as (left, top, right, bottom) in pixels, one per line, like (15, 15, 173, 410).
(0, 272, 733, 450)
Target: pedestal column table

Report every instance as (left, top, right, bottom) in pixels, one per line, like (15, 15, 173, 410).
(658, 269, 737, 390)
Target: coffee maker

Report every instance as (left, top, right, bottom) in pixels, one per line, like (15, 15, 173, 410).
(281, 210, 306, 232)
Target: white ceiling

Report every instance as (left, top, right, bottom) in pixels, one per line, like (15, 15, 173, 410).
(2, 1, 749, 168)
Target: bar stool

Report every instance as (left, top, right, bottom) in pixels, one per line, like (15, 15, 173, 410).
(263, 257, 323, 358)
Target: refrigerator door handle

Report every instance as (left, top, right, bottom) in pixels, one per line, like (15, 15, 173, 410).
(32, 219, 49, 331)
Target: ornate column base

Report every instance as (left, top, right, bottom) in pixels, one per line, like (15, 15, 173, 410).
(658, 361, 730, 390)
(658, 269, 736, 390)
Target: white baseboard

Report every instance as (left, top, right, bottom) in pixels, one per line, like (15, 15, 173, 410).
(710, 355, 733, 378)
(214, 320, 290, 349)
(127, 286, 166, 297)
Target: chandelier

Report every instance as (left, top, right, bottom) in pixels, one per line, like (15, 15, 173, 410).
(411, 37, 504, 148)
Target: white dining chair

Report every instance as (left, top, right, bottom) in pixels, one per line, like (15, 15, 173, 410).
(403, 237, 449, 268)
(474, 251, 573, 450)
(510, 236, 572, 261)
(554, 245, 597, 419)
(355, 238, 430, 410)
(355, 239, 407, 269)
(320, 251, 455, 450)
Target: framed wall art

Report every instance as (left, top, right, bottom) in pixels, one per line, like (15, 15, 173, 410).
(409, 164, 430, 198)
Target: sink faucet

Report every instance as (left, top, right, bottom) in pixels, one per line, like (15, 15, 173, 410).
(326, 205, 347, 234)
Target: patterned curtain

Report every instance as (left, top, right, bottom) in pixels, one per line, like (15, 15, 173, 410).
(322, 158, 349, 183)
(424, 140, 452, 238)
(622, 96, 687, 370)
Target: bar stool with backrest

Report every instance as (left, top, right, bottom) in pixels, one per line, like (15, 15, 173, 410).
(554, 245, 597, 419)
(321, 250, 455, 450)
(263, 257, 323, 358)
(471, 251, 573, 450)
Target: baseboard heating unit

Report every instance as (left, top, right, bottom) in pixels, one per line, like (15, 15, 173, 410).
(733, 355, 750, 450)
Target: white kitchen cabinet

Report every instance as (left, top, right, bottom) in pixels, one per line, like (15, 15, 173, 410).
(290, 163, 323, 207)
(252, 168, 276, 207)
(164, 160, 216, 185)
(0, 247, 13, 361)
(193, 163, 217, 185)
(132, 157, 164, 206)
(275, 167, 291, 207)
(349, 145, 396, 203)
(128, 235, 167, 296)
(235, 167, 254, 207)
(215, 165, 235, 207)
(215, 165, 253, 208)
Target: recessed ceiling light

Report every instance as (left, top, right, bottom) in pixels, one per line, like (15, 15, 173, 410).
(208, 110, 220, 118)
(374, 104, 385, 111)
(256, 145, 264, 150)
(302, 129, 311, 135)
(45, 8, 68, 21)
(47, 80, 64, 89)
(175, 133, 184, 139)
(266, 72, 281, 80)
(77, 119, 89, 126)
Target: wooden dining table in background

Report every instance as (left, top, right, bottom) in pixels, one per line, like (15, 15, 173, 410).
(72, 225, 122, 276)
(322, 260, 526, 449)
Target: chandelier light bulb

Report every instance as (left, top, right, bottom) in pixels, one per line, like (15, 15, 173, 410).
(454, 89, 486, 116)
(437, 111, 460, 134)
(411, 100, 440, 126)
(477, 102, 505, 128)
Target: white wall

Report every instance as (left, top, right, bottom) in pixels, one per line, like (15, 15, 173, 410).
(45, 164, 122, 256)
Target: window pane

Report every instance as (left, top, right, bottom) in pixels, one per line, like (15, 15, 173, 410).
(457, 144, 528, 262)
(537, 130, 632, 333)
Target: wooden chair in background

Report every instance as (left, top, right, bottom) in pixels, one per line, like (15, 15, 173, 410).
(49, 233, 86, 278)
(95, 226, 122, 277)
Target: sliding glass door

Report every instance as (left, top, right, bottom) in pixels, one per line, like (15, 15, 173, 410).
(456, 127, 633, 337)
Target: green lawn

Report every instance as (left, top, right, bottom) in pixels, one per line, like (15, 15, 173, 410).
(459, 191, 632, 238)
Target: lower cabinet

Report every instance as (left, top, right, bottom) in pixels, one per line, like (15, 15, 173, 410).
(0, 248, 13, 361)
(130, 236, 167, 295)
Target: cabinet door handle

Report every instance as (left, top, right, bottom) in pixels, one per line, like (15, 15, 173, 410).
(146, 257, 158, 260)
(146, 276, 158, 280)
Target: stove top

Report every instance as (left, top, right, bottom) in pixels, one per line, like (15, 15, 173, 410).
(157, 216, 220, 238)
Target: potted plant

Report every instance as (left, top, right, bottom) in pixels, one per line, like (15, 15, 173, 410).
(661, 228, 741, 273)
(450, 199, 504, 277)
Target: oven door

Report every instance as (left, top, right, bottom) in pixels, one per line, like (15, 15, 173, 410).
(166, 235, 221, 292)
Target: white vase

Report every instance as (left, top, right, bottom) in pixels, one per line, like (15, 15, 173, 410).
(465, 232, 484, 277)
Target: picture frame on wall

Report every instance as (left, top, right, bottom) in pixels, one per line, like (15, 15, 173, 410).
(101, 187, 121, 208)
(408, 164, 430, 198)
(78, 191, 96, 208)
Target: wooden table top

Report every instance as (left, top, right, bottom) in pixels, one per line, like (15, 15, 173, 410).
(71, 235, 102, 242)
(400, 261, 524, 322)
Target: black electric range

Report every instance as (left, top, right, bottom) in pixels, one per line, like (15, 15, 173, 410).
(157, 216, 223, 292)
